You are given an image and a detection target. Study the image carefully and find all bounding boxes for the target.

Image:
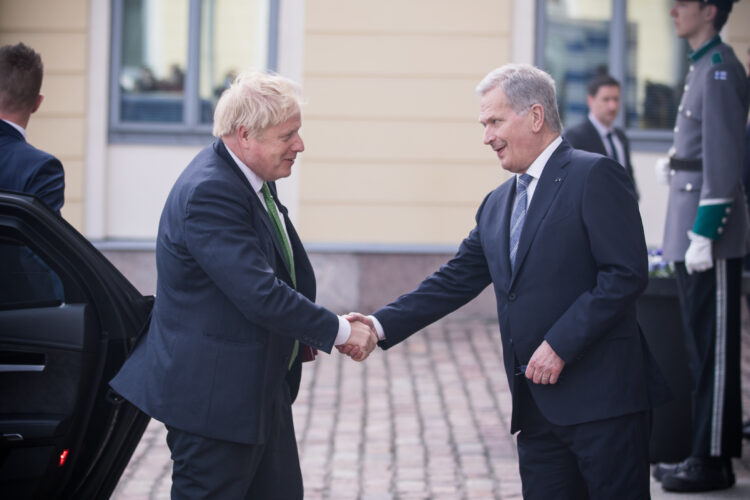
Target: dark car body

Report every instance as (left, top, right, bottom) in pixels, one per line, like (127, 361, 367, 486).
(0, 190, 152, 499)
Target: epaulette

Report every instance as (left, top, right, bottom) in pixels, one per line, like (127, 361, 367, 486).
(711, 51, 723, 65)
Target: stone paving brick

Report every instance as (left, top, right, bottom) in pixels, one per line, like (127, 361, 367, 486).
(112, 316, 750, 499)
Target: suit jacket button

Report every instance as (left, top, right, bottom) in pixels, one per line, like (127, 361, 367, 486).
(509, 293, 516, 301)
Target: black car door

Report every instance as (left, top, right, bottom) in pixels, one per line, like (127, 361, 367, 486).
(0, 191, 152, 499)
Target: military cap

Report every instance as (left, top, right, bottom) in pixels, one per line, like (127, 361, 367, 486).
(687, 0, 739, 12)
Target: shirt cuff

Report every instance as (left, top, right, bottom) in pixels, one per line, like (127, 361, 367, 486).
(369, 315, 385, 341)
(334, 316, 351, 345)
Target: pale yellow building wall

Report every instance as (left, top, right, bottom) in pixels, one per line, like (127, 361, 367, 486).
(0, 0, 89, 230)
(298, 0, 514, 245)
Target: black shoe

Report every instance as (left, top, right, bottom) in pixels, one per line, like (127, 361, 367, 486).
(743, 419, 750, 440)
(661, 457, 735, 492)
(652, 462, 680, 482)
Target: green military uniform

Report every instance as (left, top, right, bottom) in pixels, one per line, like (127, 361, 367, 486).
(662, 34, 750, 459)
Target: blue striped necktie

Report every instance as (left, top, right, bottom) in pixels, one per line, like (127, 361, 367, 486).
(509, 174, 533, 268)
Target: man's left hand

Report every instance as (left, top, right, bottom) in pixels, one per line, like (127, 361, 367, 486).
(525, 340, 565, 385)
(685, 231, 713, 275)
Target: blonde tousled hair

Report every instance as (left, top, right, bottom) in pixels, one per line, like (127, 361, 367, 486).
(212, 71, 302, 138)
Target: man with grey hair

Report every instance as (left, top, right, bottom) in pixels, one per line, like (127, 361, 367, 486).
(345, 63, 666, 498)
(110, 71, 377, 499)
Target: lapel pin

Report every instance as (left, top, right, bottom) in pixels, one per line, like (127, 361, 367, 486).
(554, 177, 562, 183)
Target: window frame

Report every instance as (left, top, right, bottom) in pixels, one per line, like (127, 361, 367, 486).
(535, 0, 674, 152)
(108, 0, 280, 145)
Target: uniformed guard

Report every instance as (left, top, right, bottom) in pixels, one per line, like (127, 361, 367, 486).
(656, 0, 750, 493)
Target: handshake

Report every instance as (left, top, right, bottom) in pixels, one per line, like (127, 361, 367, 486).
(336, 312, 379, 362)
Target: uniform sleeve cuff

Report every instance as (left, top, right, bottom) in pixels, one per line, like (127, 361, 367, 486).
(692, 199, 732, 240)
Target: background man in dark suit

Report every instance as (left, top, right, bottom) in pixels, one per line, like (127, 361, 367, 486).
(0, 42, 64, 213)
(345, 64, 665, 499)
(0, 43, 65, 304)
(110, 72, 377, 499)
(563, 74, 638, 197)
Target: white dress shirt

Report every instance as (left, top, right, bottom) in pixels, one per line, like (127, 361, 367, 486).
(224, 144, 351, 345)
(514, 135, 562, 207)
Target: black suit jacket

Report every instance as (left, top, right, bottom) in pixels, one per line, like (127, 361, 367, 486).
(0, 119, 64, 212)
(111, 140, 339, 445)
(373, 140, 667, 432)
(563, 118, 638, 198)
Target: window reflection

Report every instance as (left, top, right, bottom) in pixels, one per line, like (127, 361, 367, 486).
(114, 0, 271, 127)
(0, 241, 63, 309)
(544, 0, 615, 128)
(628, 0, 687, 129)
(118, 0, 189, 123)
(542, 0, 687, 131)
(199, 0, 270, 123)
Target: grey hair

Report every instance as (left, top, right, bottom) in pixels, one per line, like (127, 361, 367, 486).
(213, 71, 302, 138)
(475, 64, 562, 133)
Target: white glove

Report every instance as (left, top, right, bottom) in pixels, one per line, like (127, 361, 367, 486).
(685, 231, 713, 275)
(654, 158, 670, 185)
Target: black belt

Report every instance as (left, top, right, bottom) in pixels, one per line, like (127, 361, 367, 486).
(669, 157, 702, 171)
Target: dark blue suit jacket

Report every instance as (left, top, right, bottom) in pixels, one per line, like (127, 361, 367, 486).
(111, 140, 339, 445)
(0, 119, 64, 212)
(563, 117, 638, 198)
(375, 140, 666, 432)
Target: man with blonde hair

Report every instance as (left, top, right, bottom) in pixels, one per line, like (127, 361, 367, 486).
(111, 72, 377, 499)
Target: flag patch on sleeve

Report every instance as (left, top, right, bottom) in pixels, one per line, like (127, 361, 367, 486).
(714, 70, 727, 80)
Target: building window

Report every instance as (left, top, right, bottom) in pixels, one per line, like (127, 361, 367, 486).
(109, 0, 278, 144)
(536, 0, 688, 149)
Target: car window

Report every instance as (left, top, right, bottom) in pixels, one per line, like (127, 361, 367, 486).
(0, 239, 64, 309)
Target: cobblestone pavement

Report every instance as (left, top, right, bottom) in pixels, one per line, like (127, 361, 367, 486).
(112, 317, 750, 499)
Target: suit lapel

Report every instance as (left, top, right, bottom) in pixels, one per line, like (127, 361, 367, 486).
(279, 198, 315, 299)
(615, 128, 634, 173)
(585, 119, 607, 156)
(214, 140, 291, 280)
(264, 182, 301, 285)
(510, 142, 572, 286)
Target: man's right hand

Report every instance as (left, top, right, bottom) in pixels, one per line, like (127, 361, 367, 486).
(339, 320, 378, 361)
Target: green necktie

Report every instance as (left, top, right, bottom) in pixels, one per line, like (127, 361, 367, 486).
(260, 182, 299, 369)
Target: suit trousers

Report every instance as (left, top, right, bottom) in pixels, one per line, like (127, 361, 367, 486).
(515, 381, 651, 500)
(165, 381, 303, 500)
(674, 258, 743, 458)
